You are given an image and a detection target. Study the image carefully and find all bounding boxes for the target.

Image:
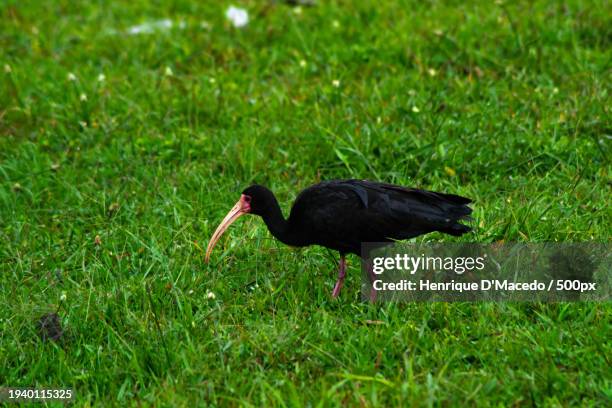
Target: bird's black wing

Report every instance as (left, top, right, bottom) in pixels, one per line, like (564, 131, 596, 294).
(287, 180, 472, 255)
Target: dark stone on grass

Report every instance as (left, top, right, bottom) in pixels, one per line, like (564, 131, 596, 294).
(54, 268, 63, 284)
(37, 312, 63, 342)
(548, 246, 597, 301)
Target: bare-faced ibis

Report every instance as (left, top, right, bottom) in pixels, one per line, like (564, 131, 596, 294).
(206, 179, 472, 298)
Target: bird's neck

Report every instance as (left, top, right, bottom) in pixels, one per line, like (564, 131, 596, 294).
(260, 198, 299, 246)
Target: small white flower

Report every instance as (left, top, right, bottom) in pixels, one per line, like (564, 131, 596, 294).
(299, 59, 307, 68)
(226, 6, 249, 28)
(293, 6, 303, 15)
(164, 66, 173, 76)
(427, 68, 437, 77)
(209, 77, 216, 84)
(332, 20, 340, 28)
(97, 73, 106, 82)
(412, 106, 420, 113)
(67, 72, 77, 81)
(332, 79, 340, 88)
(552, 87, 559, 94)
(80, 93, 87, 101)
(206, 291, 216, 299)
(60, 292, 67, 301)
(188, 289, 194, 295)
(4, 64, 11, 73)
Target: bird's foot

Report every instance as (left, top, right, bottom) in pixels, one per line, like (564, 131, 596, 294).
(369, 287, 377, 302)
(331, 256, 347, 298)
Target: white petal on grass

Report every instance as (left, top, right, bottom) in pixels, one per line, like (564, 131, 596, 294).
(97, 73, 105, 82)
(412, 106, 420, 113)
(226, 6, 249, 28)
(4, 64, 12, 73)
(332, 79, 340, 88)
(67, 72, 77, 81)
(164, 66, 173, 76)
(206, 291, 216, 299)
(127, 19, 173, 35)
(80, 93, 87, 102)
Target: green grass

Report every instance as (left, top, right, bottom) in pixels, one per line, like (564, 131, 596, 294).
(1, 0, 611, 406)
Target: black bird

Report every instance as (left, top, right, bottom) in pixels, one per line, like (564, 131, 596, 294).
(206, 179, 472, 298)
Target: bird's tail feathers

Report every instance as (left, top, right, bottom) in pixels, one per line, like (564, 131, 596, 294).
(440, 223, 472, 236)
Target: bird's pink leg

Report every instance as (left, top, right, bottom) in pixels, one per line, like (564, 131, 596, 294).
(332, 256, 347, 298)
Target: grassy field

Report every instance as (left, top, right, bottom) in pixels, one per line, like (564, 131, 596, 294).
(1, 0, 611, 406)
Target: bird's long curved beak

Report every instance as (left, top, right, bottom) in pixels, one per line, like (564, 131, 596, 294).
(205, 195, 251, 263)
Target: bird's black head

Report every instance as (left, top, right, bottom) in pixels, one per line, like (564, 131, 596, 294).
(205, 184, 277, 262)
(241, 184, 275, 216)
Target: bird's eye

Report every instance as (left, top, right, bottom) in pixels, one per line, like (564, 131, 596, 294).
(244, 195, 251, 203)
